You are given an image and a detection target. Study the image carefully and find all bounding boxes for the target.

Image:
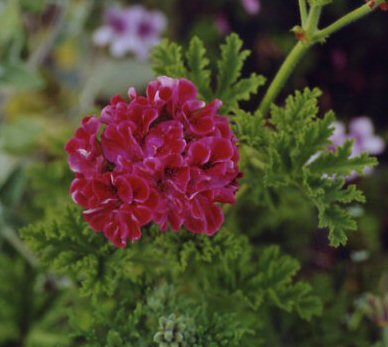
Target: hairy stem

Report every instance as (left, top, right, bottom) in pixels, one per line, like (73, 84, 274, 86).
(313, 1, 383, 42)
(258, 41, 309, 116)
(298, 0, 308, 27)
(305, 5, 322, 34)
(258, 1, 382, 116)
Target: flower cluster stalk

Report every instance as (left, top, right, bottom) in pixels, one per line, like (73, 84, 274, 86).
(258, 0, 385, 116)
(298, 0, 308, 26)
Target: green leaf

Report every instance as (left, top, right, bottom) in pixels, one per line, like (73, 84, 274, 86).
(263, 88, 379, 247)
(224, 73, 266, 113)
(308, 140, 378, 176)
(271, 88, 322, 133)
(295, 111, 335, 166)
(0, 166, 26, 208)
(252, 246, 322, 320)
(151, 34, 265, 112)
(21, 205, 128, 300)
(0, 63, 44, 91)
(264, 135, 293, 188)
(151, 39, 187, 77)
(256, 246, 300, 290)
(302, 172, 367, 246)
(186, 36, 212, 101)
(106, 330, 123, 347)
(294, 283, 323, 320)
(216, 33, 250, 99)
(319, 204, 356, 247)
(0, 1, 24, 51)
(0, 117, 43, 154)
(233, 109, 269, 150)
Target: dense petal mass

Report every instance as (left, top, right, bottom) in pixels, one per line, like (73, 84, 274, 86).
(66, 77, 241, 247)
(65, 117, 104, 176)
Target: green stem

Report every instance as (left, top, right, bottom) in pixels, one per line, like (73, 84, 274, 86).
(258, 1, 382, 116)
(305, 5, 322, 34)
(1, 225, 38, 267)
(298, 0, 308, 27)
(258, 41, 309, 116)
(314, 1, 382, 42)
(383, 327, 388, 347)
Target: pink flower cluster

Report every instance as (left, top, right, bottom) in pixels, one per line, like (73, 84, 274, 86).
(93, 5, 166, 59)
(66, 77, 241, 248)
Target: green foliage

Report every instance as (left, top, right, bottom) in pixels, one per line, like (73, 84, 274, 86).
(27, 157, 73, 214)
(0, 1, 44, 91)
(0, 253, 74, 347)
(21, 205, 133, 299)
(151, 39, 186, 77)
(153, 37, 375, 247)
(21, 200, 321, 346)
(12, 28, 381, 346)
(235, 88, 377, 246)
(254, 246, 322, 320)
(151, 34, 266, 113)
(186, 37, 212, 101)
(308, 140, 375, 176)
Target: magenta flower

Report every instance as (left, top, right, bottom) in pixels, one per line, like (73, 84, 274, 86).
(241, 0, 261, 15)
(66, 77, 241, 248)
(93, 5, 167, 59)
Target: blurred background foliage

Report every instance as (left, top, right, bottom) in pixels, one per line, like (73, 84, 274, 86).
(0, 0, 387, 346)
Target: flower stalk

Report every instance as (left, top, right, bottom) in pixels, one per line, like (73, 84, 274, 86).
(258, 0, 384, 116)
(314, 1, 384, 42)
(298, 0, 308, 27)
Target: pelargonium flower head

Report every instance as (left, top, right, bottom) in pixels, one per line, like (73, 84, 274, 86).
(66, 77, 241, 247)
(93, 5, 167, 59)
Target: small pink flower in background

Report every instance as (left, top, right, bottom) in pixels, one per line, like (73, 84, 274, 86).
(331, 117, 385, 156)
(93, 5, 166, 59)
(329, 121, 347, 150)
(66, 77, 241, 248)
(330, 49, 348, 71)
(215, 13, 231, 35)
(241, 0, 261, 15)
(330, 116, 385, 177)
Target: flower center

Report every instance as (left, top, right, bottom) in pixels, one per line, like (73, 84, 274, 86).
(202, 162, 214, 170)
(164, 167, 177, 178)
(138, 21, 153, 37)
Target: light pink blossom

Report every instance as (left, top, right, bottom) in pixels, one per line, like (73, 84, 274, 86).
(330, 116, 385, 178)
(93, 6, 167, 59)
(241, 0, 261, 15)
